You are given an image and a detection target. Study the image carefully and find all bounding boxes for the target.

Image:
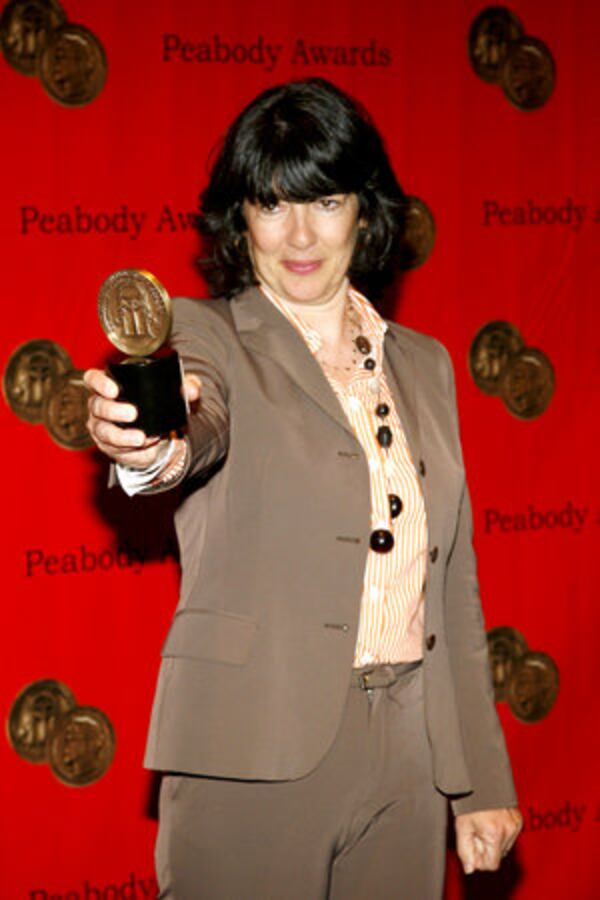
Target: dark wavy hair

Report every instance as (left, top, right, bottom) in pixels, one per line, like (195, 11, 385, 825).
(199, 78, 407, 299)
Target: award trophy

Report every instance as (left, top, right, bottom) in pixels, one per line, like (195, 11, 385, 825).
(97, 269, 187, 436)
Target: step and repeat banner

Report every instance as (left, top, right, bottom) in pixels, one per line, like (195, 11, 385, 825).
(1, 0, 598, 897)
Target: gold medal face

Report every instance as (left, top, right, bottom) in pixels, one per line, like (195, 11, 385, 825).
(500, 347, 555, 419)
(399, 196, 436, 270)
(3, 339, 73, 423)
(38, 23, 107, 107)
(48, 706, 115, 786)
(7, 679, 76, 764)
(487, 626, 528, 702)
(501, 36, 556, 111)
(43, 369, 94, 449)
(0, 0, 65, 76)
(468, 6, 524, 84)
(469, 321, 524, 396)
(98, 269, 171, 356)
(506, 651, 560, 722)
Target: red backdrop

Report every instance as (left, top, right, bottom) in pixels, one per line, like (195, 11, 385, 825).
(1, 0, 598, 897)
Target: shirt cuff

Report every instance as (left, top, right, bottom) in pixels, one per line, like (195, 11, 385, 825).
(115, 440, 176, 497)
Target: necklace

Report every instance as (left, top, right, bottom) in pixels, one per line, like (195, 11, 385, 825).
(317, 297, 400, 554)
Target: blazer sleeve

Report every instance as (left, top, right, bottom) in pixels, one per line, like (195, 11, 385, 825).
(168, 297, 231, 483)
(439, 345, 519, 816)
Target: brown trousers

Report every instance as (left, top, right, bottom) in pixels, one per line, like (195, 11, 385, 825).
(155, 662, 448, 899)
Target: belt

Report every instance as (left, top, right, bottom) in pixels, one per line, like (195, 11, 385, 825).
(351, 659, 423, 691)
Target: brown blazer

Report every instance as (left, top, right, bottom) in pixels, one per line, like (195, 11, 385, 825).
(143, 286, 517, 816)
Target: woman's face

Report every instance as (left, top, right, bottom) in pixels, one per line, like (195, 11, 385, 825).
(243, 194, 361, 306)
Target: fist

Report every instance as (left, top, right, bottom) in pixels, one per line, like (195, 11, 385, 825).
(83, 368, 200, 468)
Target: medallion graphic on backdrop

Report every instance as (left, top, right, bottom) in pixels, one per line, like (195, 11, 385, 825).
(398, 196, 436, 269)
(44, 370, 94, 449)
(2, 338, 93, 449)
(2, 339, 72, 423)
(0, 0, 65, 75)
(468, 6, 555, 110)
(7, 679, 76, 764)
(487, 627, 559, 722)
(468, 321, 554, 419)
(0, 0, 106, 106)
(7, 679, 115, 785)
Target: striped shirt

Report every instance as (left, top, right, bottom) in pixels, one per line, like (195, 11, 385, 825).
(260, 284, 428, 666)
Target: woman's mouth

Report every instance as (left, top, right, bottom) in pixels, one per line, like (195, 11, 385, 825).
(282, 260, 322, 274)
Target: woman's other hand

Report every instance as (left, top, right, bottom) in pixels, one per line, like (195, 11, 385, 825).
(455, 807, 523, 874)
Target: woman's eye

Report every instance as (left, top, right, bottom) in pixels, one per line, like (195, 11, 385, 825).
(318, 197, 342, 210)
(259, 201, 282, 214)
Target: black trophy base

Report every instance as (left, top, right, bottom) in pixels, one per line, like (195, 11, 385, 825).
(108, 350, 187, 437)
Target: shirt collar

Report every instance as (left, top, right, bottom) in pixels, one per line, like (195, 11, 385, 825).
(258, 282, 387, 356)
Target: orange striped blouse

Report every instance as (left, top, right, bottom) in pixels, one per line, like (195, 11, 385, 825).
(260, 284, 428, 665)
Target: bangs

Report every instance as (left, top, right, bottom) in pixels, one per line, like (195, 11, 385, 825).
(241, 117, 362, 206)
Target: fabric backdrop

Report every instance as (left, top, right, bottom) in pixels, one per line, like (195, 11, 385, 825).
(1, 0, 598, 897)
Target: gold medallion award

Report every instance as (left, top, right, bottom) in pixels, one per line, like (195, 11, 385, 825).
(97, 269, 187, 437)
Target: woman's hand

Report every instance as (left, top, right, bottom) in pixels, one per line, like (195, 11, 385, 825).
(84, 369, 201, 469)
(455, 807, 523, 874)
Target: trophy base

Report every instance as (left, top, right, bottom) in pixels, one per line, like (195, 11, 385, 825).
(108, 350, 187, 437)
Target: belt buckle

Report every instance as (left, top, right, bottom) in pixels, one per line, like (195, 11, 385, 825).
(358, 669, 374, 691)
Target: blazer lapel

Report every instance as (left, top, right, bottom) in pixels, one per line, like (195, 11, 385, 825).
(230, 286, 355, 436)
(230, 287, 426, 464)
(382, 327, 423, 476)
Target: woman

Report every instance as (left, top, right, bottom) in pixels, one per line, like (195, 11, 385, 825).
(85, 78, 522, 899)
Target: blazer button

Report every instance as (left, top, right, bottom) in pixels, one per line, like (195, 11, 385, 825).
(426, 634, 436, 651)
(429, 546, 439, 563)
(419, 459, 426, 477)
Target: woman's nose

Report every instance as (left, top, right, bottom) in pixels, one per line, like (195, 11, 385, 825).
(287, 204, 316, 248)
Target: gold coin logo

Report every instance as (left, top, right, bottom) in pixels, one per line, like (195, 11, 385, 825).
(468, 6, 524, 84)
(0, 0, 65, 76)
(506, 651, 559, 722)
(487, 626, 528, 702)
(97, 269, 172, 357)
(7, 679, 76, 763)
(501, 36, 556, 110)
(399, 196, 436, 270)
(500, 346, 555, 419)
(2, 338, 73, 423)
(38, 22, 107, 107)
(43, 368, 94, 449)
(48, 706, 115, 786)
(468, 321, 524, 396)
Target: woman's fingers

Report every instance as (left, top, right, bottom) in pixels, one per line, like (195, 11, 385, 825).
(83, 368, 120, 399)
(183, 373, 202, 403)
(89, 393, 137, 424)
(91, 419, 146, 449)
